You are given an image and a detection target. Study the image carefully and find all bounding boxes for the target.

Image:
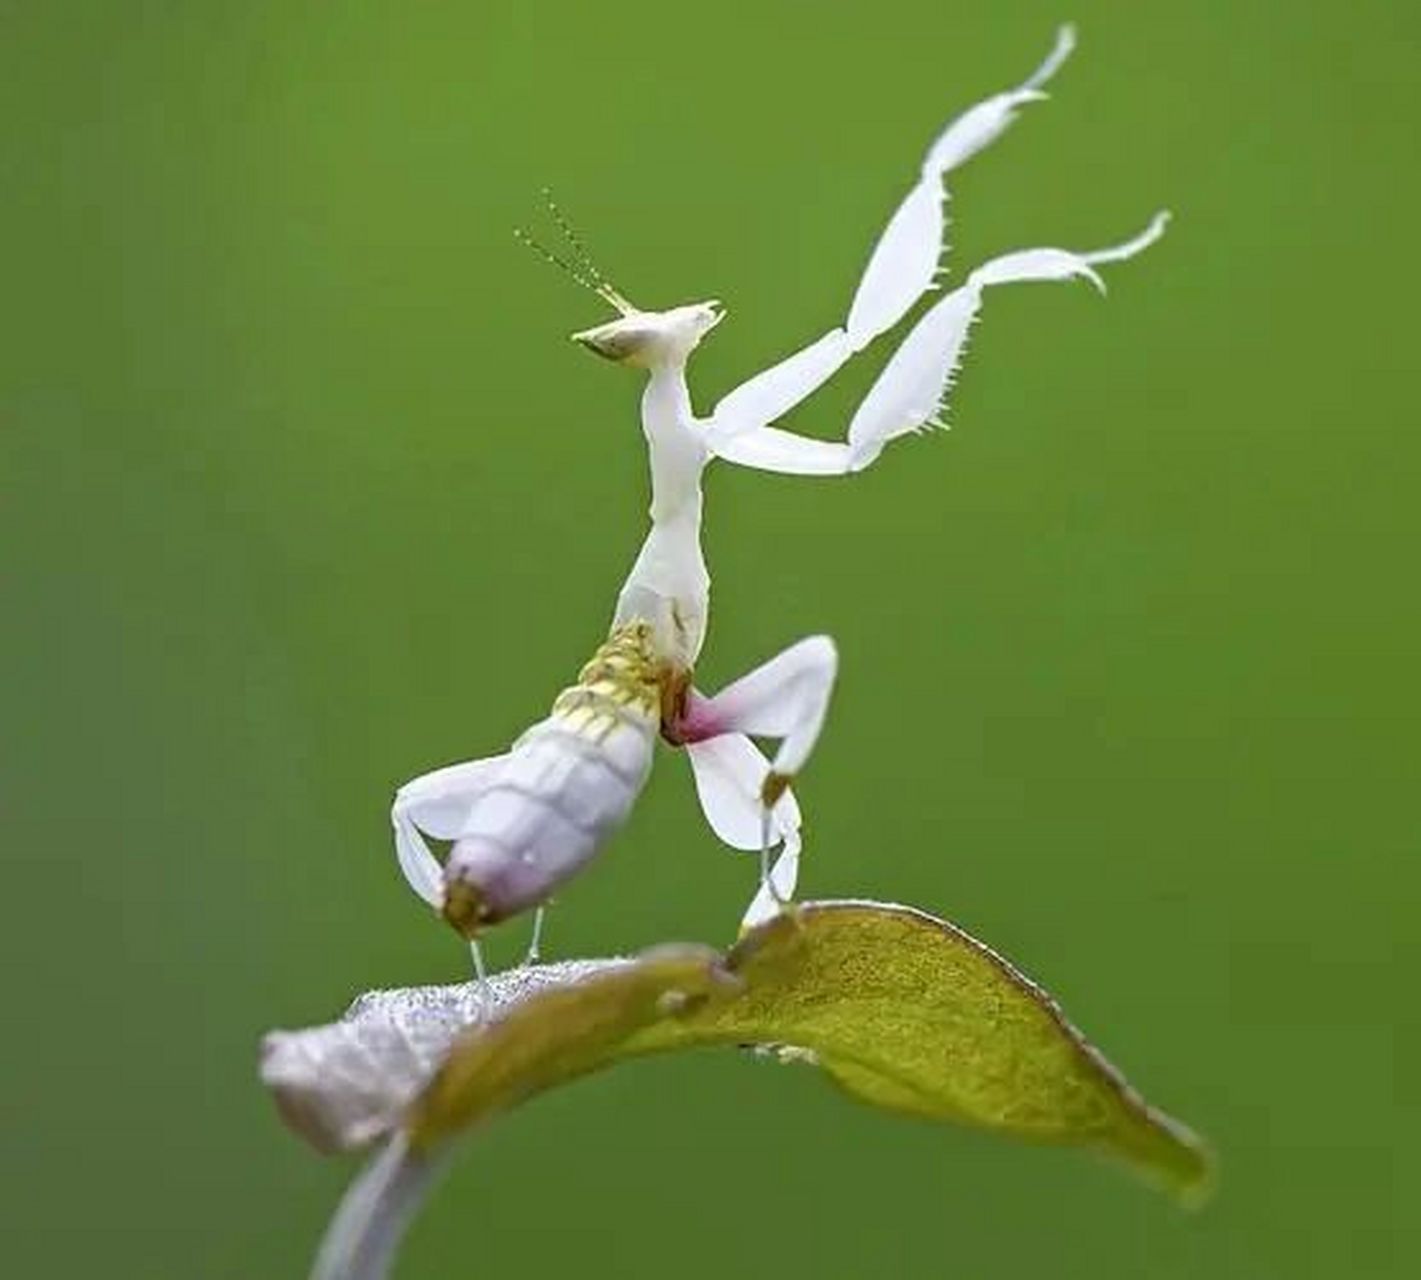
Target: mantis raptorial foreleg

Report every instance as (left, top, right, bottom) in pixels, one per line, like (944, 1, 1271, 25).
(703, 214, 1170, 476)
(696, 26, 1078, 450)
(846, 22, 1077, 347)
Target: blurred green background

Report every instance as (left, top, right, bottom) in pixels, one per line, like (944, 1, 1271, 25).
(3, 0, 1417, 1275)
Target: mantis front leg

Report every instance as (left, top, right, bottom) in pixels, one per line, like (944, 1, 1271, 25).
(696, 26, 1079, 450)
(703, 214, 1170, 476)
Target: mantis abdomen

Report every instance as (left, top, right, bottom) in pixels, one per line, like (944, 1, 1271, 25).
(440, 624, 663, 934)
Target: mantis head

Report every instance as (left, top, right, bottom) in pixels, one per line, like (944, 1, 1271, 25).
(572, 301, 725, 368)
(514, 194, 724, 369)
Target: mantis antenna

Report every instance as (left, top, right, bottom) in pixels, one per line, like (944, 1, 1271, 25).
(541, 188, 637, 314)
(513, 190, 636, 314)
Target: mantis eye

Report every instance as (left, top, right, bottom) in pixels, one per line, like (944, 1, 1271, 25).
(572, 318, 653, 362)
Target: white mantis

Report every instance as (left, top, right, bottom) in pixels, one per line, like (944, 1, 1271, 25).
(390, 25, 1168, 968)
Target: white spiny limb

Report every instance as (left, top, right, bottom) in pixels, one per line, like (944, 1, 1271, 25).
(706, 328, 854, 444)
(707, 424, 856, 477)
(703, 211, 1171, 478)
(697, 25, 1075, 458)
(846, 211, 1172, 468)
(971, 208, 1173, 288)
(847, 23, 1076, 349)
(917, 23, 1076, 178)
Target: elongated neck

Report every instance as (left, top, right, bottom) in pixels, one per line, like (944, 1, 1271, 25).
(641, 363, 707, 526)
(611, 362, 712, 670)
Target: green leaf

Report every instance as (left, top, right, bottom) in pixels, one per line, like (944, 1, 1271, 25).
(638, 901, 1211, 1203)
(295, 901, 1210, 1278)
(407, 902, 1211, 1202)
(407, 943, 732, 1144)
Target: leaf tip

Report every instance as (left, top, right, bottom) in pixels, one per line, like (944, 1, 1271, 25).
(1105, 1101, 1216, 1209)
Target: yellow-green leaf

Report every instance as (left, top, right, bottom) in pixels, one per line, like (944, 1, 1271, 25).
(407, 901, 1210, 1202)
(300, 901, 1211, 1279)
(409, 943, 732, 1143)
(638, 901, 1211, 1202)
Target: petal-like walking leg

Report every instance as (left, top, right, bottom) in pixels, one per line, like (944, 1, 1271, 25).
(674, 640, 837, 926)
(678, 635, 839, 785)
(685, 731, 802, 851)
(390, 755, 509, 907)
(685, 732, 806, 929)
(741, 827, 801, 931)
(687, 727, 812, 926)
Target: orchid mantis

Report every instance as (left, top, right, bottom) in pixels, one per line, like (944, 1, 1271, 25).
(391, 25, 1168, 967)
(392, 378, 834, 959)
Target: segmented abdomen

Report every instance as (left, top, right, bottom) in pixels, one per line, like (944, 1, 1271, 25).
(443, 623, 663, 929)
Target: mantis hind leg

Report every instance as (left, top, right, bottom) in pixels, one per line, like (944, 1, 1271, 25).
(674, 635, 836, 929)
(469, 938, 491, 1024)
(523, 905, 548, 967)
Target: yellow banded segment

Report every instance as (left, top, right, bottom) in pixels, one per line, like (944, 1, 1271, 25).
(550, 621, 665, 741)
